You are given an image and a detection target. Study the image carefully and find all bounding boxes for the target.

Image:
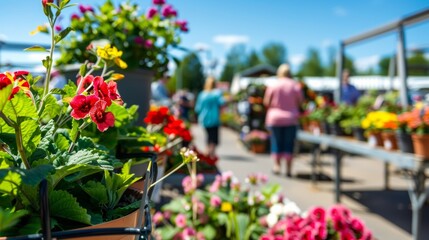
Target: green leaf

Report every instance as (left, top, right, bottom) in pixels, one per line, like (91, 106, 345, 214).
(49, 190, 91, 225)
(106, 200, 140, 221)
(51, 164, 101, 188)
(81, 181, 108, 205)
(79, 61, 88, 77)
(15, 164, 55, 186)
(201, 225, 217, 240)
(55, 133, 70, 152)
(42, 56, 50, 69)
(0, 208, 29, 233)
(3, 92, 38, 122)
(69, 119, 79, 145)
(63, 149, 118, 170)
(107, 103, 129, 128)
(60, 0, 71, 9)
(55, 27, 73, 44)
(41, 94, 62, 121)
(0, 80, 13, 111)
(20, 119, 41, 157)
(158, 225, 180, 240)
(46, 2, 60, 10)
(24, 46, 48, 52)
(236, 213, 250, 240)
(0, 170, 21, 195)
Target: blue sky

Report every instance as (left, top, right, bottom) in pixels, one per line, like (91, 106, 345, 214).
(0, 0, 429, 75)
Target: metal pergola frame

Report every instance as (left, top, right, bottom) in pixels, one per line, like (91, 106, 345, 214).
(336, 8, 429, 108)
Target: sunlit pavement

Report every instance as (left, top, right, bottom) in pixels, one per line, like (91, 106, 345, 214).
(190, 124, 429, 240)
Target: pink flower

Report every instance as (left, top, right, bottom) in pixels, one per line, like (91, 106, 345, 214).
(54, 25, 62, 32)
(359, 229, 373, 240)
(79, 4, 94, 14)
(350, 217, 364, 234)
(134, 36, 144, 45)
(175, 20, 189, 32)
(308, 206, 326, 222)
(70, 95, 99, 119)
(152, 212, 163, 225)
(71, 13, 80, 20)
(152, 0, 166, 5)
(89, 100, 115, 132)
(146, 7, 158, 19)
(144, 39, 153, 49)
(161, 4, 177, 18)
(181, 175, 194, 194)
(163, 210, 172, 219)
(182, 227, 196, 238)
(175, 213, 187, 228)
(93, 76, 111, 106)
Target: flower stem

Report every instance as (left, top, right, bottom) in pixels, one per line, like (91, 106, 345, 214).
(149, 162, 185, 189)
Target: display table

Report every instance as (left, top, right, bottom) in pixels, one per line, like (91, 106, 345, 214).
(297, 131, 429, 240)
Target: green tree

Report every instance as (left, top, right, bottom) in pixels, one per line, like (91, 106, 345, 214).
(176, 52, 205, 93)
(261, 42, 287, 68)
(246, 49, 262, 68)
(219, 44, 248, 83)
(378, 55, 392, 76)
(324, 47, 356, 76)
(408, 50, 429, 76)
(298, 48, 324, 77)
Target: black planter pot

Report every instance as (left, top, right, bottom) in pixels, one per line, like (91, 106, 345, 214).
(321, 121, 331, 135)
(396, 130, 414, 153)
(329, 122, 345, 136)
(352, 127, 366, 141)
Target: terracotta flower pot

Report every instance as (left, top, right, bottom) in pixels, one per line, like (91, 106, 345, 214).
(411, 134, 429, 158)
(381, 131, 398, 151)
(367, 131, 383, 147)
(250, 142, 266, 153)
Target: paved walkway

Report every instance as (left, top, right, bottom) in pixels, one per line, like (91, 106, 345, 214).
(190, 124, 429, 240)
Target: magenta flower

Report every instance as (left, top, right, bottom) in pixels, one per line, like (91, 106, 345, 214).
(89, 100, 115, 132)
(161, 4, 177, 18)
(152, 0, 166, 5)
(71, 13, 80, 20)
(54, 25, 62, 32)
(308, 206, 326, 222)
(93, 77, 111, 106)
(175, 20, 189, 32)
(134, 36, 144, 45)
(146, 7, 158, 19)
(174, 213, 187, 228)
(182, 227, 196, 238)
(144, 39, 153, 49)
(42, 0, 53, 7)
(70, 95, 99, 119)
(79, 4, 94, 14)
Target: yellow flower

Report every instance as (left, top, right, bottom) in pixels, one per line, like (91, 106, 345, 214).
(114, 58, 128, 69)
(221, 202, 232, 212)
(30, 25, 49, 35)
(109, 73, 125, 81)
(96, 44, 128, 69)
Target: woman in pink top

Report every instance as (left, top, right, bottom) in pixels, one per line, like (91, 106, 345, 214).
(263, 63, 303, 177)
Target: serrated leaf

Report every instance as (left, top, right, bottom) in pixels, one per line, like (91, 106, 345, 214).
(51, 164, 100, 188)
(24, 46, 48, 52)
(0, 170, 21, 195)
(65, 149, 117, 170)
(55, 27, 72, 44)
(106, 200, 140, 221)
(20, 119, 41, 157)
(15, 164, 54, 186)
(49, 190, 91, 225)
(81, 181, 108, 204)
(69, 119, 79, 144)
(4, 92, 38, 122)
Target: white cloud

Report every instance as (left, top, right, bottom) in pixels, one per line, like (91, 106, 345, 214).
(321, 39, 334, 49)
(290, 54, 306, 67)
(333, 6, 347, 17)
(354, 55, 380, 71)
(213, 35, 249, 48)
(193, 42, 211, 51)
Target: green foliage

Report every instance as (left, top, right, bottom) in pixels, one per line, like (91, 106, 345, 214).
(261, 42, 287, 68)
(298, 48, 324, 77)
(176, 52, 205, 93)
(0, 208, 29, 233)
(49, 190, 91, 225)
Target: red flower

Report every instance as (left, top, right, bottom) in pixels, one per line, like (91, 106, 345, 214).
(71, 13, 80, 20)
(107, 81, 123, 105)
(163, 118, 192, 141)
(8, 79, 31, 100)
(93, 77, 111, 106)
(42, 0, 53, 7)
(13, 71, 30, 79)
(0, 73, 12, 90)
(70, 94, 99, 119)
(89, 100, 115, 132)
(144, 106, 173, 124)
(77, 75, 95, 94)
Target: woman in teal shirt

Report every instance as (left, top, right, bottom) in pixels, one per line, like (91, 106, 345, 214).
(195, 76, 225, 158)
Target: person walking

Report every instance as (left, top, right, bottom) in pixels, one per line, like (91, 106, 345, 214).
(195, 76, 226, 158)
(263, 63, 303, 177)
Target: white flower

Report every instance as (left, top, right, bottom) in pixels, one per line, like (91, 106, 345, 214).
(270, 203, 284, 216)
(282, 202, 301, 216)
(270, 195, 280, 204)
(266, 213, 278, 228)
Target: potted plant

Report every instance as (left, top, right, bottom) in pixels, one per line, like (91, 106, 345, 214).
(326, 104, 351, 136)
(398, 106, 429, 157)
(57, 0, 189, 124)
(0, 1, 195, 238)
(360, 111, 397, 148)
(243, 130, 269, 153)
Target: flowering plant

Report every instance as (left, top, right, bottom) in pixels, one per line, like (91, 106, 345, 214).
(397, 106, 429, 134)
(0, 1, 193, 237)
(244, 130, 270, 144)
(261, 204, 373, 240)
(360, 111, 398, 132)
(153, 171, 277, 240)
(57, 0, 188, 77)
